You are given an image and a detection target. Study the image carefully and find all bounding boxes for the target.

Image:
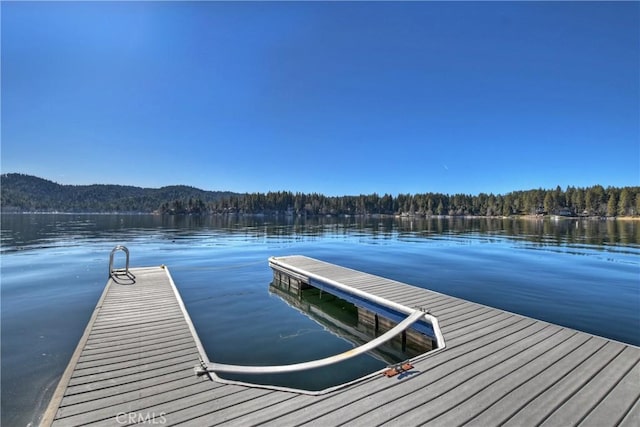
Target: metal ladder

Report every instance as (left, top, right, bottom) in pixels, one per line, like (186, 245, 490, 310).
(109, 245, 135, 284)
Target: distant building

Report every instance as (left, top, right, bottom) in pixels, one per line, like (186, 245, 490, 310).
(556, 208, 573, 217)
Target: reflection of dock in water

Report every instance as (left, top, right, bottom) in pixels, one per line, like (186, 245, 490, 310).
(269, 283, 431, 365)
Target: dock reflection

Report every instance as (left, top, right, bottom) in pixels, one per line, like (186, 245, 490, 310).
(269, 282, 431, 365)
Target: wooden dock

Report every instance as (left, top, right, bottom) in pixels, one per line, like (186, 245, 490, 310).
(42, 255, 640, 426)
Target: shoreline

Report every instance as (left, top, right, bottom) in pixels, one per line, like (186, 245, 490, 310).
(2, 211, 639, 220)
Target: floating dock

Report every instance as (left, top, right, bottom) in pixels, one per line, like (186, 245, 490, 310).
(42, 254, 640, 426)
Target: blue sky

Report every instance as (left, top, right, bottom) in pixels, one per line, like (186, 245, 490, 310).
(2, 1, 638, 196)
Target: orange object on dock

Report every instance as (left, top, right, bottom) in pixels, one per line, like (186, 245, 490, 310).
(383, 362, 414, 377)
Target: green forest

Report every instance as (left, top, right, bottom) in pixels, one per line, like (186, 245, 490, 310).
(2, 173, 639, 217)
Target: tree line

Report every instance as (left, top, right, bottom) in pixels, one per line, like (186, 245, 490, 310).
(2, 174, 638, 217)
(161, 185, 640, 217)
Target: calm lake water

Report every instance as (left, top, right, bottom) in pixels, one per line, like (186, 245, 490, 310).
(1, 213, 639, 426)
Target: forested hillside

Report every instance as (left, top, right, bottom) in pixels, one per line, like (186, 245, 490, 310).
(0, 174, 237, 213)
(1, 173, 638, 217)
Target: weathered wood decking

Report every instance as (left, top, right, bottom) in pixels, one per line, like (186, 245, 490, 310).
(42, 256, 640, 426)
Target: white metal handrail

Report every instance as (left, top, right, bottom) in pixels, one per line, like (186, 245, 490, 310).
(199, 309, 426, 375)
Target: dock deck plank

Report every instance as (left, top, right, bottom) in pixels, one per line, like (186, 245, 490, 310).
(42, 255, 640, 426)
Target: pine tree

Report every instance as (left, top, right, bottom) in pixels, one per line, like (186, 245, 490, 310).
(607, 193, 617, 217)
(543, 192, 553, 213)
(618, 188, 630, 216)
